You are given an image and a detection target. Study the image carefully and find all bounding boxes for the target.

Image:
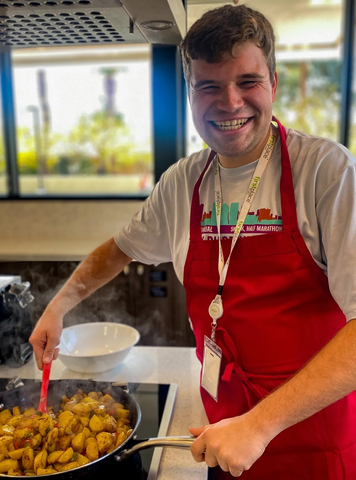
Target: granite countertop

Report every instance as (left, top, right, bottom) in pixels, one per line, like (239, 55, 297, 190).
(0, 346, 208, 480)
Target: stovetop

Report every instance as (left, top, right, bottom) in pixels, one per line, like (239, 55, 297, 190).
(0, 379, 177, 480)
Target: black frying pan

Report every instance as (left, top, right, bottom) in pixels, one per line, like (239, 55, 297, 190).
(0, 379, 193, 479)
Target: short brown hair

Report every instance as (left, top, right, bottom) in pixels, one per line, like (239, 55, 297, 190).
(181, 5, 276, 86)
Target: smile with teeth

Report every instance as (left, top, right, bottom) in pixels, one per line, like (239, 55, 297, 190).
(213, 118, 249, 130)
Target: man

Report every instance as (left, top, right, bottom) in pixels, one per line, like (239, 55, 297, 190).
(30, 5, 356, 479)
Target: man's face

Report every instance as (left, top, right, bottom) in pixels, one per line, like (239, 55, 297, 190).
(188, 42, 277, 167)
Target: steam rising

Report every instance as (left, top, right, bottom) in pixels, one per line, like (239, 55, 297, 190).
(4, 261, 170, 347)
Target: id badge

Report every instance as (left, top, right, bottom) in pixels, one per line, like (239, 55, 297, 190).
(201, 335, 222, 402)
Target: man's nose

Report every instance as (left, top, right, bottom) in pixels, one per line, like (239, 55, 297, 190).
(216, 85, 244, 112)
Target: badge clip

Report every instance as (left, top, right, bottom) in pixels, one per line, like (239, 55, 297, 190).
(208, 295, 223, 342)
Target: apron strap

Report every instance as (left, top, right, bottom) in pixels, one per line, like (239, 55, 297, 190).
(190, 150, 216, 242)
(218, 326, 270, 403)
(273, 117, 299, 234)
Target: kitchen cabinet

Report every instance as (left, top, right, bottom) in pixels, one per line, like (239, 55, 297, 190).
(0, 261, 195, 347)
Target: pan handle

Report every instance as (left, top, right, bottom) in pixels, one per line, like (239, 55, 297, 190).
(116, 436, 195, 462)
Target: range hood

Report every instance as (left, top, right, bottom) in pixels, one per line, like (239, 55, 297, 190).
(0, 0, 186, 48)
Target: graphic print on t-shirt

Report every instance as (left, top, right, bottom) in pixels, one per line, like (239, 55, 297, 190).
(201, 202, 283, 240)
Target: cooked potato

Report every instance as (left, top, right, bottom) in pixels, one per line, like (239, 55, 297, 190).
(93, 405, 106, 416)
(96, 432, 114, 454)
(115, 431, 127, 448)
(89, 414, 104, 433)
(86, 440, 99, 461)
(0, 459, 19, 473)
(0, 425, 14, 436)
(38, 415, 53, 437)
(61, 461, 79, 472)
(12, 407, 20, 417)
(0, 436, 13, 448)
(62, 394, 84, 412)
(47, 427, 59, 445)
(57, 447, 74, 464)
(47, 450, 64, 465)
(37, 466, 57, 475)
(21, 448, 34, 470)
(71, 432, 85, 453)
(7, 468, 21, 476)
(30, 434, 42, 448)
(87, 392, 99, 401)
(116, 408, 130, 420)
(6, 416, 23, 428)
(33, 450, 47, 473)
(72, 403, 93, 415)
(0, 389, 132, 476)
(0, 445, 9, 458)
(22, 408, 36, 417)
(0, 411, 12, 425)
(103, 416, 117, 433)
(78, 416, 90, 427)
(8, 448, 25, 460)
(57, 434, 73, 451)
(77, 453, 90, 466)
(58, 411, 74, 430)
(16, 418, 34, 430)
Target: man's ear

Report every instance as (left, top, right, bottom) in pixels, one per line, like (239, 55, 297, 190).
(272, 71, 278, 102)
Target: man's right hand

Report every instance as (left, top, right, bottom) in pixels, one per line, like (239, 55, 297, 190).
(29, 308, 63, 370)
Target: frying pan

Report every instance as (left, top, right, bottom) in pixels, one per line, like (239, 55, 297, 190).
(0, 379, 194, 479)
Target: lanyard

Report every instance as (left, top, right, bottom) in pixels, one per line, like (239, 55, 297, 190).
(208, 129, 276, 341)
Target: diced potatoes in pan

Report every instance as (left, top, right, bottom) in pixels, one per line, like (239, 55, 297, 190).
(0, 390, 132, 476)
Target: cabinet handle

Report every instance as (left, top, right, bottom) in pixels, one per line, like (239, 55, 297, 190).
(137, 265, 144, 276)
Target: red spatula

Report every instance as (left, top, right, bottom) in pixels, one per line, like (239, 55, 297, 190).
(37, 360, 52, 414)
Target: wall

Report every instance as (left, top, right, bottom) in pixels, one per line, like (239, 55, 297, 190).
(0, 200, 145, 260)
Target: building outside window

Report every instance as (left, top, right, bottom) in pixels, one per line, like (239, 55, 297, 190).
(11, 44, 153, 196)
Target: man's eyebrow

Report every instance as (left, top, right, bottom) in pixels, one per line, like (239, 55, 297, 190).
(191, 80, 216, 89)
(239, 73, 265, 80)
(191, 73, 266, 89)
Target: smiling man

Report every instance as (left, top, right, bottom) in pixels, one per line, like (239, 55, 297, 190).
(30, 5, 356, 479)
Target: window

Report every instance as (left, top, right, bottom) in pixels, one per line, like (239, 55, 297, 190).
(11, 44, 153, 197)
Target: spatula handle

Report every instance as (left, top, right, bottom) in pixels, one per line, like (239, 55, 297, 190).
(38, 360, 52, 413)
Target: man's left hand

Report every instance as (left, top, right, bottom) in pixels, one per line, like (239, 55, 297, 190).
(189, 413, 270, 477)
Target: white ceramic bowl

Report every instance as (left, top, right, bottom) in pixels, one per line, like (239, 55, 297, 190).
(58, 322, 140, 373)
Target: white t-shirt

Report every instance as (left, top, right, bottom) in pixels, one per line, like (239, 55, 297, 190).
(115, 126, 356, 321)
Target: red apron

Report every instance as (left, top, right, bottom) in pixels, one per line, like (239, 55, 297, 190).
(183, 119, 356, 479)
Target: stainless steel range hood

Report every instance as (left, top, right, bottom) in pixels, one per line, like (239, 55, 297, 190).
(0, 0, 186, 48)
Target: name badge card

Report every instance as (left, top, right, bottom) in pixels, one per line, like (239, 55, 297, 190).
(201, 335, 222, 402)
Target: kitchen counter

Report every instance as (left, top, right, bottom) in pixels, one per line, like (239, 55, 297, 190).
(0, 346, 208, 480)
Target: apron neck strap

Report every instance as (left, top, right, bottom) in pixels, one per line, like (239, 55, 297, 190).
(190, 149, 216, 241)
(273, 117, 299, 233)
